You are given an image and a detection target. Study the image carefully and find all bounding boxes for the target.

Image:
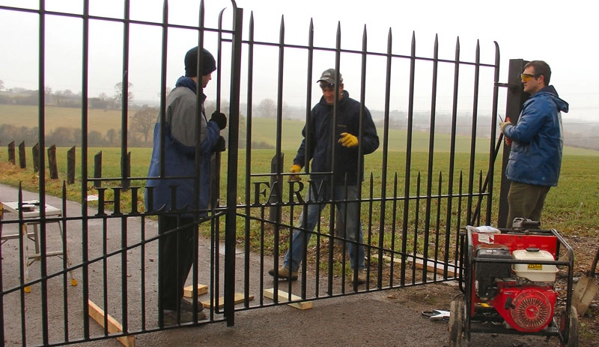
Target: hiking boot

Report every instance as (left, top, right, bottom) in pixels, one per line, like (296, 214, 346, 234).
(162, 309, 196, 326)
(180, 299, 208, 320)
(353, 270, 367, 285)
(268, 266, 298, 281)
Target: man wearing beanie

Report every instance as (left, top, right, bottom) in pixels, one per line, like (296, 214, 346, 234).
(146, 46, 227, 326)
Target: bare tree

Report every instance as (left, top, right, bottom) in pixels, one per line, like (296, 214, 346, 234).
(114, 82, 134, 106)
(257, 98, 276, 118)
(131, 106, 158, 143)
(44, 86, 52, 105)
(0, 79, 4, 91)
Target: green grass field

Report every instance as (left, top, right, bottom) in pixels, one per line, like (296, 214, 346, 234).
(1, 104, 598, 241)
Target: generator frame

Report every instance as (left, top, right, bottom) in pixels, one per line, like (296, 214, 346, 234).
(449, 227, 578, 347)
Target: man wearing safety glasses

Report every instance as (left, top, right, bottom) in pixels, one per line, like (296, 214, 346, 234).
(269, 68, 379, 285)
(499, 60, 569, 227)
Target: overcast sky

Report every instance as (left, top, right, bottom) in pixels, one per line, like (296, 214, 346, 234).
(0, 0, 597, 121)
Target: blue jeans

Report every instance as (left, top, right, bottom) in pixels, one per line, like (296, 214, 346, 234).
(284, 182, 365, 271)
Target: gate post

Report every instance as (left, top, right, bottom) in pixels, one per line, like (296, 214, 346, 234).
(18, 141, 26, 169)
(497, 59, 530, 227)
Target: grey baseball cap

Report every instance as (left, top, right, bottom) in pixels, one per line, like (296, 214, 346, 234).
(316, 68, 343, 84)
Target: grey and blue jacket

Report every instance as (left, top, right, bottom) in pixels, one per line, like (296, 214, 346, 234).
(145, 76, 221, 216)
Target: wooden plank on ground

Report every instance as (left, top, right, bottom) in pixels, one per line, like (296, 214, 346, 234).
(88, 300, 135, 347)
(263, 288, 313, 310)
(414, 254, 459, 277)
(201, 293, 254, 309)
(183, 284, 208, 298)
(371, 254, 458, 277)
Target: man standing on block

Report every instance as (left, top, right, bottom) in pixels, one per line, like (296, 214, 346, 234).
(269, 68, 379, 285)
(146, 46, 227, 325)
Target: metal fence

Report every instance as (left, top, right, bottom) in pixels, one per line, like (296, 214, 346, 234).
(0, 0, 510, 345)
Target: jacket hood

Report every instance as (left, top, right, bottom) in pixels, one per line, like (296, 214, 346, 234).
(536, 85, 569, 113)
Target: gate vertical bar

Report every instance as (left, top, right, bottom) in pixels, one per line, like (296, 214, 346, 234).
(444, 37, 460, 264)
(400, 32, 417, 286)
(466, 41, 481, 225)
(37, 0, 49, 344)
(376, 27, 392, 289)
(425, 35, 439, 280)
(225, 2, 243, 326)
(119, 0, 131, 332)
(243, 13, 255, 306)
(484, 42, 502, 225)
(80, 0, 91, 339)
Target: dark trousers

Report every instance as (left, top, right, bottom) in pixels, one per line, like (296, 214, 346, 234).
(506, 181, 551, 228)
(158, 215, 196, 311)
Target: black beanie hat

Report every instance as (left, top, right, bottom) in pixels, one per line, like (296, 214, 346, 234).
(184, 47, 217, 77)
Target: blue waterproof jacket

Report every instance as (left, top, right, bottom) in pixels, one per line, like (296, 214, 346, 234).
(145, 77, 221, 216)
(504, 85, 569, 186)
(294, 90, 379, 185)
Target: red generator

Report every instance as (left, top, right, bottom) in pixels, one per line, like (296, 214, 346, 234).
(449, 219, 579, 346)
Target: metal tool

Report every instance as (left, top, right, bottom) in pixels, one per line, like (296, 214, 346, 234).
(422, 309, 451, 321)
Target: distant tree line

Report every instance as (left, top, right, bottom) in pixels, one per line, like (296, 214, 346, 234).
(0, 82, 135, 110)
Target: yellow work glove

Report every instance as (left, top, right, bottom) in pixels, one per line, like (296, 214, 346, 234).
(499, 121, 512, 133)
(338, 132, 358, 148)
(289, 164, 302, 182)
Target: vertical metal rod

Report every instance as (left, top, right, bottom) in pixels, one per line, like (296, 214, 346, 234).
(37, 0, 49, 344)
(485, 42, 502, 225)
(244, 12, 255, 306)
(224, 3, 243, 326)
(466, 41, 481, 225)
(425, 35, 439, 282)
(444, 37, 461, 263)
(119, 0, 131, 332)
(400, 31, 417, 286)
(120, 0, 131, 188)
(376, 27, 392, 289)
(81, 0, 91, 339)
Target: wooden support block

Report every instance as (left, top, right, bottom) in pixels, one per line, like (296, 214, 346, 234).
(371, 254, 404, 264)
(371, 254, 458, 277)
(183, 284, 208, 298)
(201, 293, 254, 309)
(88, 300, 135, 347)
(413, 254, 458, 277)
(263, 288, 313, 310)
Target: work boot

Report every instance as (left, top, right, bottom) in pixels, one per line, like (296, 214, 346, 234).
(353, 270, 367, 285)
(180, 299, 208, 320)
(268, 266, 298, 281)
(162, 309, 195, 326)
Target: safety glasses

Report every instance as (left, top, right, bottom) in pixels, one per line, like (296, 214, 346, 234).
(319, 82, 335, 91)
(521, 73, 537, 82)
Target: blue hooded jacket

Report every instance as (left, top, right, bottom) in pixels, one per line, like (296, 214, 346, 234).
(145, 76, 220, 217)
(504, 85, 569, 186)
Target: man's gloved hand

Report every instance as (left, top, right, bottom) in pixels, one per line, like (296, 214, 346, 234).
(211, 111, 227, 130)
(499, 121, 512, 133)
(289, 164, 302, 182)
(338, 132, 358, 148)
(214, 136, 226, 152)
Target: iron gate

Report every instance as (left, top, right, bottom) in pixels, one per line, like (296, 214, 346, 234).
(0, 0, 507, 345)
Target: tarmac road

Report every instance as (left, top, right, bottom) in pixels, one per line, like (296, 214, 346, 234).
(0, 183, 570, 347)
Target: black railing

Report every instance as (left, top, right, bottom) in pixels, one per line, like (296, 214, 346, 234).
(0, 0, 506, 345)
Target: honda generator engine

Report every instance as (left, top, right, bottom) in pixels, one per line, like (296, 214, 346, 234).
(475, 245, 558, 332)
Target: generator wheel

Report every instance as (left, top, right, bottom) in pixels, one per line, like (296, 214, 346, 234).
(559, 306, 579, 347)
(448, 295, 465, 347)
